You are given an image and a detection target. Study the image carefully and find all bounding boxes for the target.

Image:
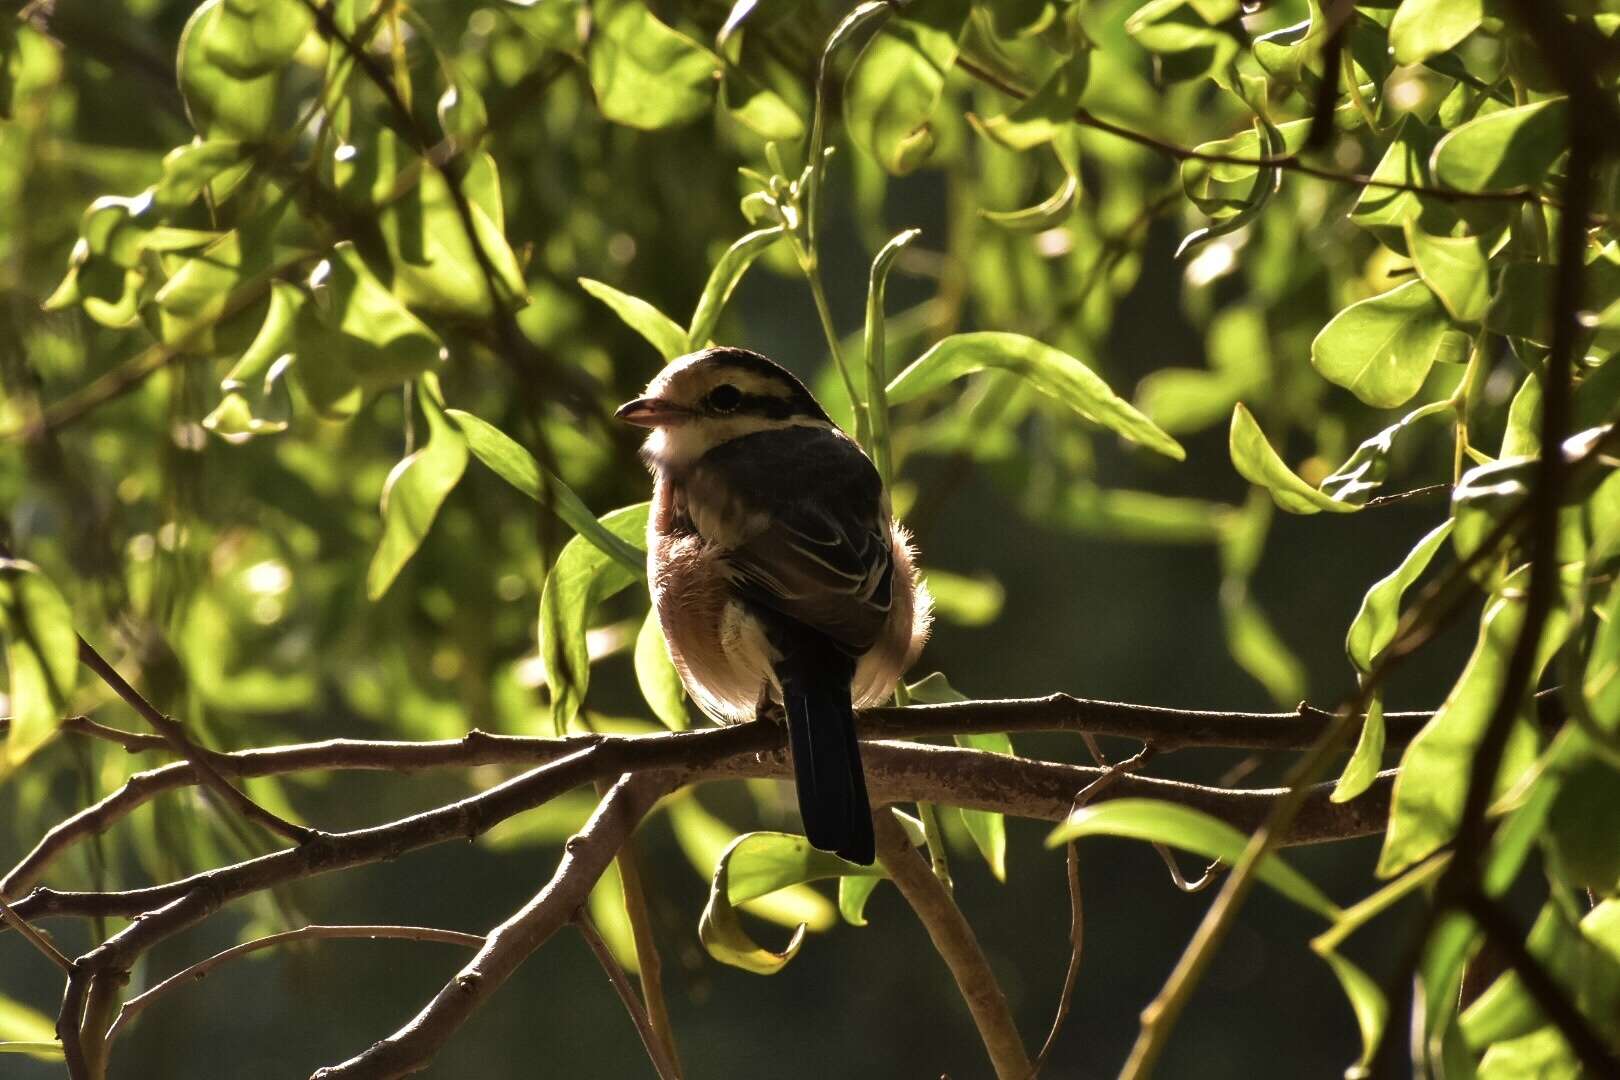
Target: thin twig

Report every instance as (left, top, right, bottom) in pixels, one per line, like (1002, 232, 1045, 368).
(954, 55, 1546, 209)
(310, 772, 675, 1079)
(0, 892, 71, 971)
(597, 779, 683, 1078)
(103, 925, 485, 1046)
(1030, 842, 1083, 1078)
(575, 912, 681, 1080)
(75, 637, 313, 845)
(872, 810, 1032, 1080)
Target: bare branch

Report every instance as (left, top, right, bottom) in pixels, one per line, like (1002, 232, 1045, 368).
(1030, 843, 1083, 1078)
(75, 637, 313, 845)
(0, 892, 71, 972)
(872, 809, 1033, 1079)
(575, 913, 681, 1080)
(310, 772, 675, 1079)
(6, 730, 1398, 911)
(103, 925, 486, 1047)
(0, 715, 170, 754)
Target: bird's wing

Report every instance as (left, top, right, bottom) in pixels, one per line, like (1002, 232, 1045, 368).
(687, 427, 894, 654)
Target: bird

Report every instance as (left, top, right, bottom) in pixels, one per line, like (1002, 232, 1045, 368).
(617, 345, 931, 865)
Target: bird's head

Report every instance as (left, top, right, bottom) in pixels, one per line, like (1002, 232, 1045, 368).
(617, 346, 834, 470)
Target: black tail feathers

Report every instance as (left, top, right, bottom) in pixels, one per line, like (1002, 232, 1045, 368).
(777, 644, 873, 865)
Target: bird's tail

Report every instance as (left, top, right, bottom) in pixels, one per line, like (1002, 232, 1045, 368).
(777, 643, 874, 865)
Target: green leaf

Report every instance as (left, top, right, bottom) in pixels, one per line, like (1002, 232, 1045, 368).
(1346, 519, 1455, 673)
(1047, 799, 1340, 918)
(366, 379, 469, 601)
(1311, 279, 1453, 409)
(305, 242, 446, 390)
(838, 873, 883, 926)
(0, 993, 61, 1060)
(538, 504, 651, 734)
(1378, 566, 1573, 876)
(1223, 593, 1308, 707)
(844, 0, 972, 175)
(634, 610, 688, 731)
(1319, 950, 1389, 1077)
(1477, 1027, 1580, 1079)
(686, 226, 785, 348)
(922, 569, 1004, 627)
(588, 0, 719, 130)
(579, 278, 689, 361)
(203, 279, 303, 443)
(721, 63, 805, 140)
(0, 560, 79, 769)
(1485, 261, 1555, 345)
(588, 859, 641, 975)
(697, 830, 879, 974)
(1125, 0, 1243, 83)
(955, 732, 1013, 880)
(1350, 116, 1443, 241)
(1460, 902, 1591, 1049)
(1432, 98, 1569, 193)
(1388, 0, 1482, 65)
(177, 0, 281, 139)
(980, 160, 1078, 232)
(974, 53, 1088, 151)
(668, 797, 839, 931)
(888, 332, 1185, 460)
(448, 409, 647, 574)
(1228, 403, 1359, 515)
(154, 140, 248, 213)
(1334, 695, 1387, 805)
(1405, 222, 1490, 323)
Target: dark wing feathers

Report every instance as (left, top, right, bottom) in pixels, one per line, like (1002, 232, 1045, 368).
(689, 427, 893, 654)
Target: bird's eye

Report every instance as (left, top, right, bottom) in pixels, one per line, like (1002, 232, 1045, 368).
(707, 384, 743, 413)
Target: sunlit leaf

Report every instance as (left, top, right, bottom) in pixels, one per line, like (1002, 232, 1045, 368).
(0, 560, 78, 769)
(1319, 950, 1389, 1077)
(0, 993, 62, 1061)
(1388, 0, 1482, 65)
(588, 0, 718, 130)
(1405, 222, 1490, 324)
(1378, 566, 1573, 877)
(687, 226, 785, 348)
(1311, 279, 1453, 409)
(366, 379, 470, 601)
(1346, 519, 1455, 673)
(447, 410, 647, 575)
(304, 242, 445, 391)
(974, 53, 1088, 151)
(1228, 404, 1359, 515)
(538, 504, 650, 734)
(888, 332, 1185, 460)
(1047, 799, 1340, 917)
(844, 0, 971, 174)
(922, 569, 1004, 627)
(1432, 98, 1569, 193)
(579, 277, 689, 361)
(634, 610, 688, 731)
(668, 797, 839, 931)
(697, 829, 879, 974)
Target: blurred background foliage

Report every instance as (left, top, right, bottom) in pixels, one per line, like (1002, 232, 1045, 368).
(3, 0, 1620, 1076)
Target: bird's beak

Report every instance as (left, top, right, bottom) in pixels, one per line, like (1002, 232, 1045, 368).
(615, 397, 692, 428)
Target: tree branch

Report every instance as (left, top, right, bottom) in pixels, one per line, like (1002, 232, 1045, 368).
(2, 696, 1420, 895)
(75, 636, 313, 845)
(872, 810, 1032, 1079)
(5, 726, 1398, 910)
(102, 925, 486, 1047)
(310, 771, 675, 1079)
(575, 913, 681, 1080)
